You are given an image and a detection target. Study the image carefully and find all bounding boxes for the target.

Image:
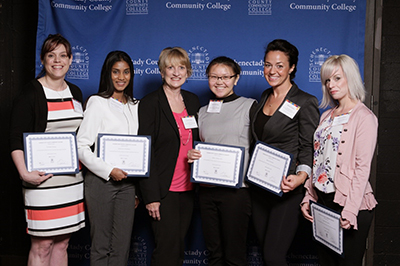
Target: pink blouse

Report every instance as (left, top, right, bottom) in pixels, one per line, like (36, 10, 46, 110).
(169, 109, 194, 192)
(303, 102, 378, 229)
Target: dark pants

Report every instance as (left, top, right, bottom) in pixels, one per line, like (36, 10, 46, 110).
(316, 191, 374, 266)
(85, 172, 136, 266)
(199, 187, 252, 266)
(150, 190, 194, 266)
(251, 185, 303, 266)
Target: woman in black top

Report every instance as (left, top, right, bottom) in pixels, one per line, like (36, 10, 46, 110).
(249, 39, 319, 265)
(138, 47, 200, 266)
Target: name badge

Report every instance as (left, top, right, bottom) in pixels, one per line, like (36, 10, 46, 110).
(110, 98, 124, 113)
(72, 99, 83, 115)
(278, 99, 300, 119)
(207, 100, 223, 113)
(182, 116, 198, 129)
(332, 113, 350, 126)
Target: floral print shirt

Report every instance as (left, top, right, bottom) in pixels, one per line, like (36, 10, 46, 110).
(312, 111, 350, 193)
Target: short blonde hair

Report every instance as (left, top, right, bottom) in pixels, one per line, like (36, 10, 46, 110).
(320, 54, 365, 108)
(158, 47, 192, 78)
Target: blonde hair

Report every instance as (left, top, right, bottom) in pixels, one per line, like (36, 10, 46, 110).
(158, 47, 192, 78)
(320, 54, 365, 108)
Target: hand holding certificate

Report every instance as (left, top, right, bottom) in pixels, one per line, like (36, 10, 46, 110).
(97, 134, 151, 177)
(246, 141, 292, 196)
(310, 201, 344, 256)
(191, 142, 245, 188)
(24, 132, 79, 175)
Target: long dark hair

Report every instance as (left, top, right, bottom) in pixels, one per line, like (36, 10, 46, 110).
(97, 51, 136, 103)
(37, 33, 72, 78)
(264, 39, 299, 80)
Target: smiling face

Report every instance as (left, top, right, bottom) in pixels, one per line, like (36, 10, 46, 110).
(161, 63, 188, 91)
(325, 66, 350, 102)
(42, 44, 72, 80)
(208, 63, 239, 98)
(111, 60, 131, 94)
(263, 50, 295, 89)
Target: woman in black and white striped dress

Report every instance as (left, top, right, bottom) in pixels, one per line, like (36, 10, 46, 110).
(10, 34, 85, 266)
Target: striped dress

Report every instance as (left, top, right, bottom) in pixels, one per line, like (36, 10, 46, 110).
(23, 86, 85, 236)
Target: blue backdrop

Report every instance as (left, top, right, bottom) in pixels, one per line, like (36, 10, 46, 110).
(36, 1, 366, 265)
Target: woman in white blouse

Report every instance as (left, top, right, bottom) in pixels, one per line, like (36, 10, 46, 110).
(77, 51, 139, 266)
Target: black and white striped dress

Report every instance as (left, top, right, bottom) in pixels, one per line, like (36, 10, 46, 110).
(23, 86, 85, 236)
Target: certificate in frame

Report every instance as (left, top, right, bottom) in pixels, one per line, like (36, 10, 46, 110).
(191, 141, 245, 188)
(246, 141, 293, 196)
(24, 132, 79, 175)
(310, 201, 344, 256)
(97, 134, 151, 177)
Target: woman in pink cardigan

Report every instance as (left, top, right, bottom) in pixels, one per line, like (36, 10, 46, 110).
(301, 54, 378, 266)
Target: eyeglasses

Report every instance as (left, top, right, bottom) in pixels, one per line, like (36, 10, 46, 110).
(208, 74, 237, 81)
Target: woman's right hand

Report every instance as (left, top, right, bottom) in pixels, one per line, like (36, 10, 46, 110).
(301, 202, 313, 223)
(187, 149, 202, 163)
(21, 171, 53, 186)
(110, 168, 128, 181)
(11, 150, 53, 185)
(146, 202, 161, 221)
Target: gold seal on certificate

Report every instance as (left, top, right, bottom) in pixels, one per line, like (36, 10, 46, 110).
(246, 141, 292, 196)
(97, 134, 151, 177)
(310, 201, 344, 256)
(24, 132, 79, 175)
(191, 142, 245, 188)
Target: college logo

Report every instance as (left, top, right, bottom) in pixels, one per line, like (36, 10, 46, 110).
(67, 45, 89, 80)
(187, 46, 210, 80)
(128, 236, 148, 266)
(309, 47, 331, 82)
(248, 0, 272, 15)
(126, 0, 149, 15)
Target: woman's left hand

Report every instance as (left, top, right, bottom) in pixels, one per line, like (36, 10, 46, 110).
(281, 171, 308, 193)
(301, 202, 314, 223)
(110, 168, 128, 181)
(340, 218, 351, 229)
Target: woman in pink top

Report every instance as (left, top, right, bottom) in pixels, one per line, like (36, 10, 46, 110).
(301, 54, 378, 266)
(138, 47, 200, 266)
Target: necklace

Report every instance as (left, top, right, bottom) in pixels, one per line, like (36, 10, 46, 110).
(174, 110, 192, 146)
(55, 89, 68, 101)
(112, 96, 126, 104)
(177, 123, 192, 146)
(332, 105, 353, 117)
(41, 78, 68, 101)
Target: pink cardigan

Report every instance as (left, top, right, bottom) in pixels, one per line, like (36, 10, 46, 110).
(302, 101, 378, 229)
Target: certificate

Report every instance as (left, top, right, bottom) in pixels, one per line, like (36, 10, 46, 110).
(191, 142, 245, 188)
(246, 141, 292, 196)
(24, 132, 79, 175)
(97, 134, 151, 177)
(310, 201, 344, 256)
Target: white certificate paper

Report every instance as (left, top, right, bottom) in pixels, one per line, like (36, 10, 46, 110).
(24, 132, 79, 175)
(191, 142, 245, 188)
(98, 134, 151, 177)
(310, 201, 344, 256)
(246, 141, 292, 196)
